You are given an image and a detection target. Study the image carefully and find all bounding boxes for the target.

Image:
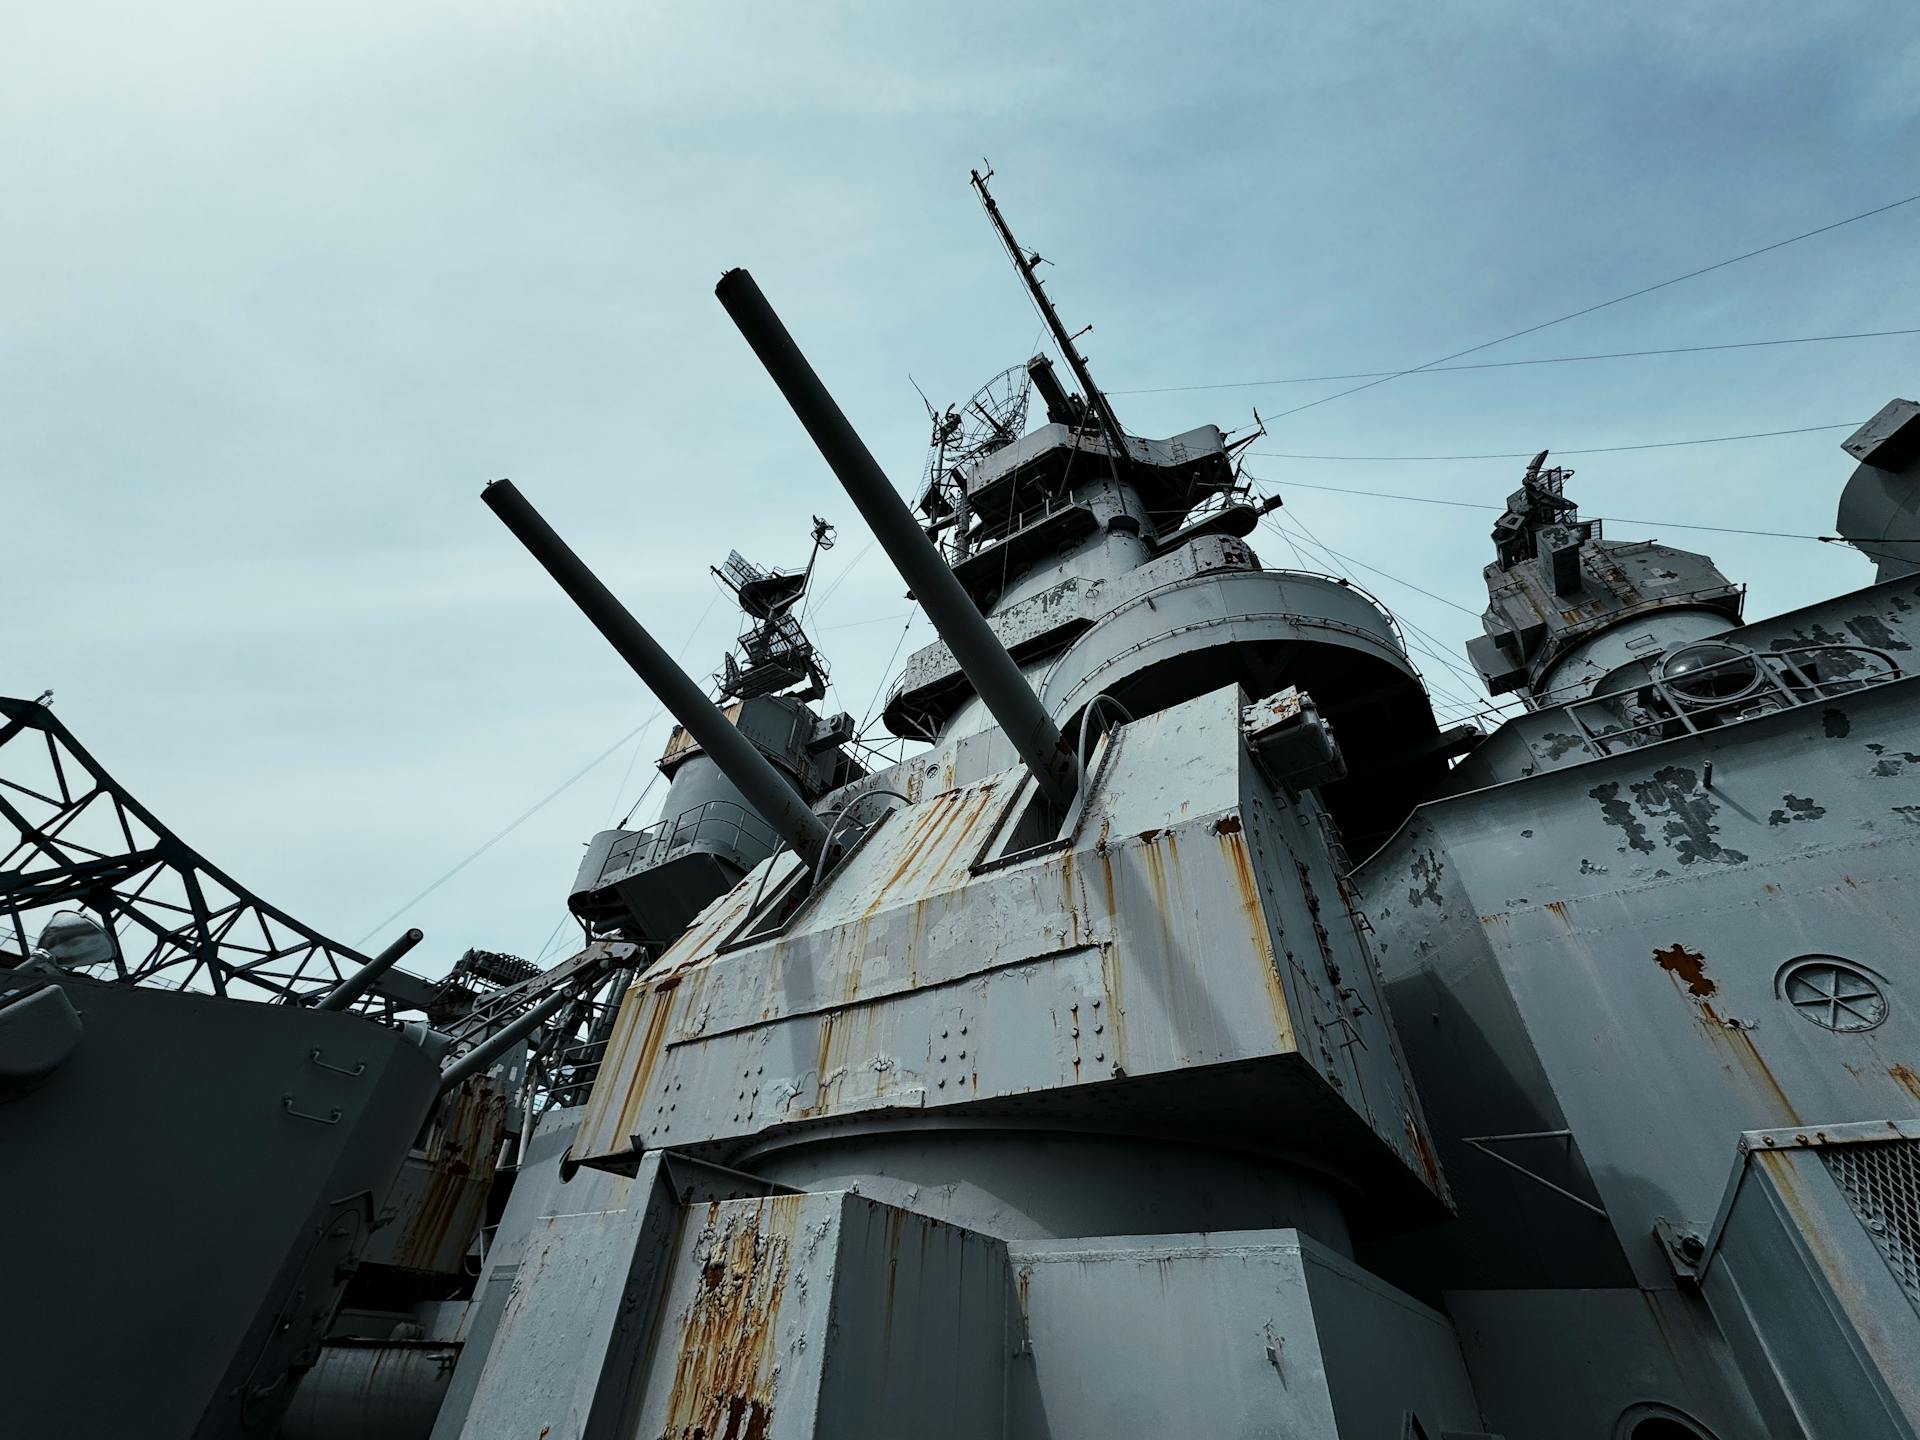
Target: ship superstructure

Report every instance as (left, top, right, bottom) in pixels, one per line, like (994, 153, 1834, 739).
(5, 175, 1918, 1440)
(424, 179, 1920, 1440)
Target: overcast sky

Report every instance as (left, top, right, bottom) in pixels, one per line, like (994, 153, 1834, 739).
(6, 2, 1917, 978)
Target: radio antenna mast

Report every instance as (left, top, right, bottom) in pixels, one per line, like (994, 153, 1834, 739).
(970, 167, 1130, 469)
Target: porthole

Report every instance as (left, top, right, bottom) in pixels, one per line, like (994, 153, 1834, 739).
(1777, 956, 1888, 1033)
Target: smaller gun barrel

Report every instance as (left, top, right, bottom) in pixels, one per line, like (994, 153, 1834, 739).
(716, 268, 1078, 811)
(315, 928, 423, 1013)
(437, 988, 572, 1096)
(482, 479, 830, 867)
(1026, 354, 1077, 427)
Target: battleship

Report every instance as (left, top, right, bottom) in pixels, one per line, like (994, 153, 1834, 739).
(4, 171, 1919, 1440)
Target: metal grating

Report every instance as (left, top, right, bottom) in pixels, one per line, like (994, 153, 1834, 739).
(1822, 1138, 1920, 1312)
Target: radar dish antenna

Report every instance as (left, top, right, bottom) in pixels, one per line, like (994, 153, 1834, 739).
(916, 363, 1032, 562)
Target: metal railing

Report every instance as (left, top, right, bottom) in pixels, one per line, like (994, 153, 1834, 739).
(599, 799, 780, 884)
(1564, 643, 1900, 757)
(964, 491, 1085, 562)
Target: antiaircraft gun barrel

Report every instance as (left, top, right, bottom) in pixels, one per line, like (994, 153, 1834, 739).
(314, 927, 423, 1012)
(715, 267, 1079, 811)
(482, 479, 830, 868)
(436, 987, 572, 1096)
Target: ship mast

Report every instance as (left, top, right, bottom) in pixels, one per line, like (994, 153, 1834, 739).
(970, 167, 1131, 470)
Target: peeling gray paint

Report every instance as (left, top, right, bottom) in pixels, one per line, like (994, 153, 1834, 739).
(1538, 732, 1586, 761)
(1865, 743, 1920, 777)
(1767, 794, 1827, 827)
(1628, 765, 1749, 866)
(1769, 623, 1874, 677)
(1843, 614, 1911, 652)
(1823, 708, 1851, 739)
(1589, 780, 1655, 856)
(1406, 849, 1444, 909)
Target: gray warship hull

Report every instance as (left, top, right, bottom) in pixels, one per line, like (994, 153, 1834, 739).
(5, 175, 1918, 1440)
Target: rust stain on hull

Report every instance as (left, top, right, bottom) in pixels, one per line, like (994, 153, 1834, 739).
(1403, 1100, 1441, 1190)
(1698, 1001, 1801, 1125)
(391, 1076, 509, 1271)
(1891, 1062, 1920, 1104)
(613, 986, 680, 1146)
(1215, 821, 1293, 1048)
(1653, 942, 1715, 997)
(663, 1196, 798, 1440)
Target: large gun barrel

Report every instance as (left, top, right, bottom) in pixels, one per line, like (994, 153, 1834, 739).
(314, 927, 423, 1012)
(715, 268, 1079, 811)
(482, 479, 830, 867)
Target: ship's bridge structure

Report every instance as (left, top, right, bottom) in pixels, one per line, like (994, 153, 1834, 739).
(440, 171, 1920, 1439)
(445, 186, 1492, 1439)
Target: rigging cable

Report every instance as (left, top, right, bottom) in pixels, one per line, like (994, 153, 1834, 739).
(1255, 507, 1520, 719)
(353, 579, 724, 952)
(1259, 510, 1481, 618)
(1253, 496, 1517, 716)
(350, 722, 656, 950)
(858, 604, 922, 738)
(1254, 189, 1920, 424)
(1261, 477, 1920, 560)
(1110, 327, 1920, 396)
(1254, 421, 1860, 463)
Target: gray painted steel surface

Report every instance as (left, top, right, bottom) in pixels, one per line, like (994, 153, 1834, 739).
(1838, 398, 1920, 582)
(569, 683, 1445, 1226)
(0, 971, 442, 1439)
(1008, 1228, 1483, 1438)
(23, 170, 1920, 1440)
(1692, 1123, 1920, 1437)
(279, 1341, 461, 1440)
(426, 1108, 599, 1440)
